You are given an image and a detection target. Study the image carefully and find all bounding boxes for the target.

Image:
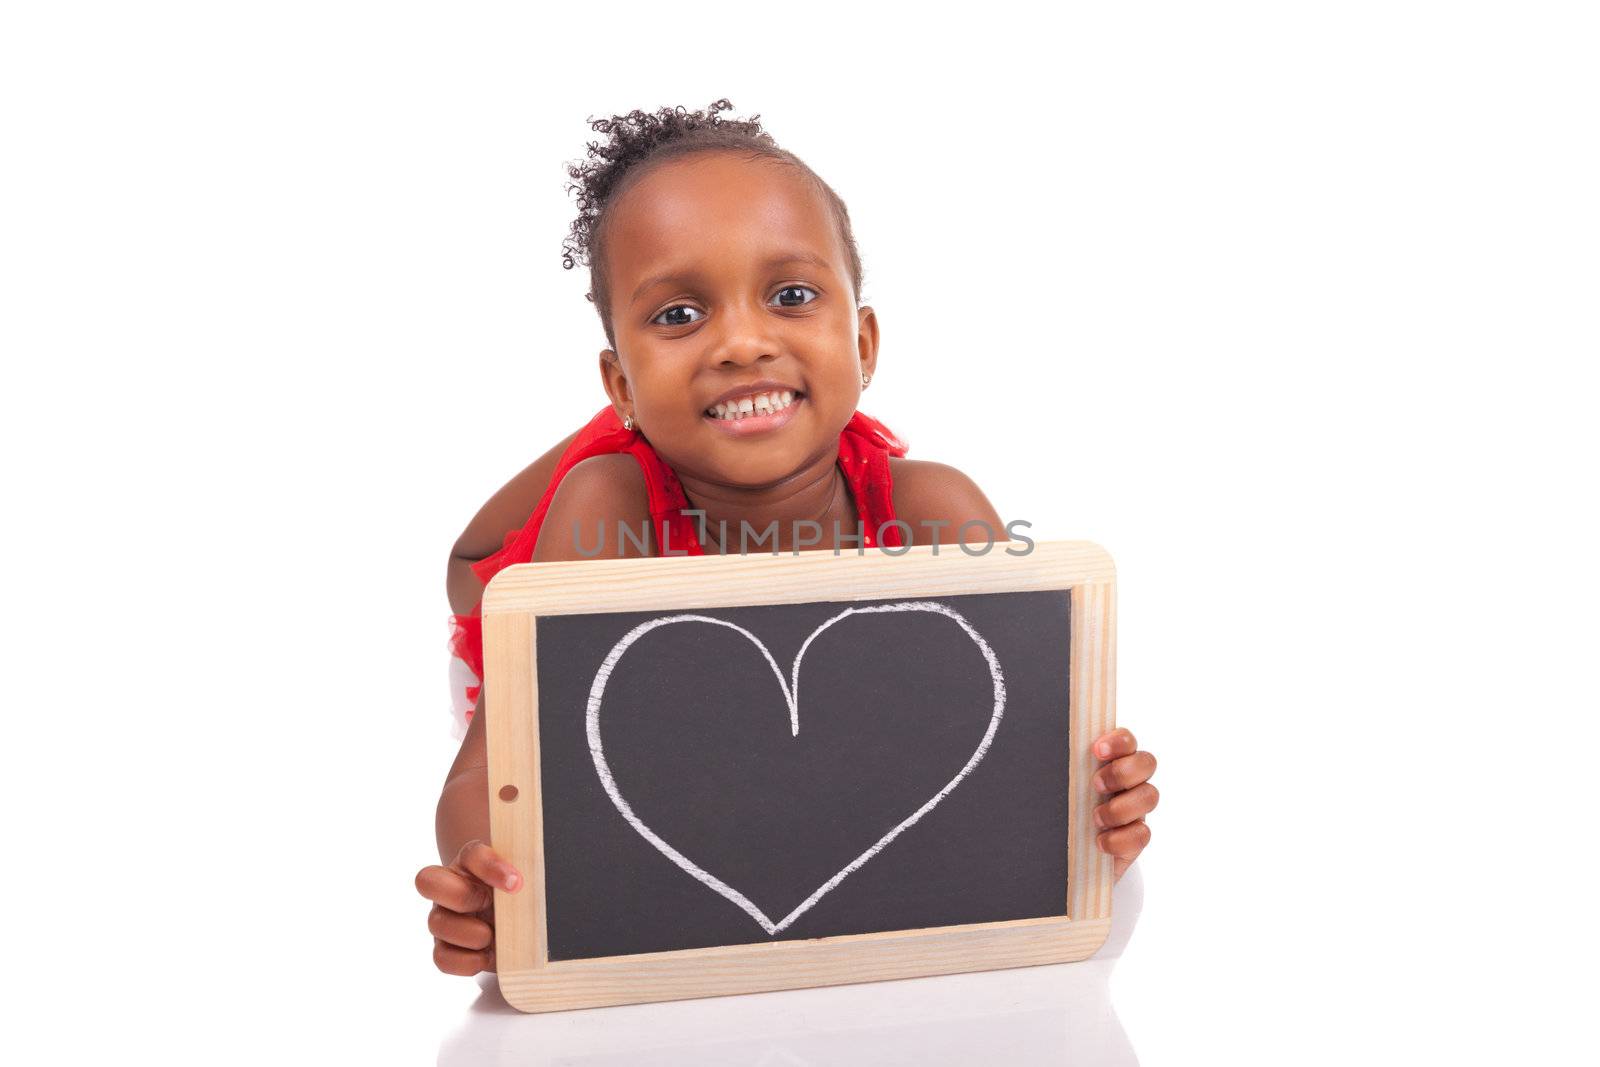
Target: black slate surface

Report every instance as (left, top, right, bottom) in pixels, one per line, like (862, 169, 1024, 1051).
(532, 588, 1073, 960)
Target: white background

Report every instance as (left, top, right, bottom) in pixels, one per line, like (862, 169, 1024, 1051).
(5, 2, 1596, 1062)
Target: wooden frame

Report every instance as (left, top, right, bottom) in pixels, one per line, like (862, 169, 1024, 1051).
(481, 539, 1117, 1013)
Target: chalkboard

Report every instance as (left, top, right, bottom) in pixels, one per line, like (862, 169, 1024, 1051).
(538, 589, 1069, 959)
(481, 541, 1116, 1013)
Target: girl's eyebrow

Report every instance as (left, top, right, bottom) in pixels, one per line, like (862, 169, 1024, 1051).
(629, 251, 835, 304)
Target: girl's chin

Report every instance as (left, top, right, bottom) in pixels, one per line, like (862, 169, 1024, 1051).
(695, 438, 825, 490)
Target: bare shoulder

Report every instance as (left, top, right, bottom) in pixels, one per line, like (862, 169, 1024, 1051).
(888, 457, 1009, 546)
(532, 454, 653, 561)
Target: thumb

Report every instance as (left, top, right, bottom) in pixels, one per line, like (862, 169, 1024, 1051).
(455, 839, 523, 894)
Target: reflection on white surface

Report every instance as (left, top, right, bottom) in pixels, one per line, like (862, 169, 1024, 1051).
(439, 864, 1142, 1066)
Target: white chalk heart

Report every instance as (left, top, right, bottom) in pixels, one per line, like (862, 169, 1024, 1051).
(586, 600, 1008, 935)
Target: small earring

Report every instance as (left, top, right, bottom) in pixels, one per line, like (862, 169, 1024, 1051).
(623, 413, 634, 431)
(861, 373, 872, 388)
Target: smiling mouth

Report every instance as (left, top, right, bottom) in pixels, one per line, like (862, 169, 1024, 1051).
(703, 388, 804, 435)
(704, 388, 802, 421)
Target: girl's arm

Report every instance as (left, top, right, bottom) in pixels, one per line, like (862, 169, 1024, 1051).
(438, 454, 649, 870)
(887, 458, 1010, 548)
(437, 454, 650, 863)
(421, 456, 650, 976)
(446, 428, 582, 616)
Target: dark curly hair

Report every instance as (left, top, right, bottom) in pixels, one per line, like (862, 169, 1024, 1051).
(561, 99, 865, 351)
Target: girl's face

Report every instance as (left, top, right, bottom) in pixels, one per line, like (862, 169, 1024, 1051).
(598, 151, 878, 490)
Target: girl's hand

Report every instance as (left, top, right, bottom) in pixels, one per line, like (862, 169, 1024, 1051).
(415, 839, 523, 976)
(1092, 728, 1158, 879)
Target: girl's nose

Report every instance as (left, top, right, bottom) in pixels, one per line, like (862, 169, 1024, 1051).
(707, 299, 779, 367)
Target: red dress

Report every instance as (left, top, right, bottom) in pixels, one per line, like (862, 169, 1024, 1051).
(447, 405, 911, 734)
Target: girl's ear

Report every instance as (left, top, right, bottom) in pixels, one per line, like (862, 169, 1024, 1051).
(599, 348, 632, 413)
(856, 306, 881, 383)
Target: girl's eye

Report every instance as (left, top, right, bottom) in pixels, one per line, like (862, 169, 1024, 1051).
(653, 287, 817, 326)
(652, 305, 704, 327)
(771, 285, 819, 308)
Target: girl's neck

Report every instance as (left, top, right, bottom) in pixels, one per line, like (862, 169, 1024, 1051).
(677, 460, 857, 555)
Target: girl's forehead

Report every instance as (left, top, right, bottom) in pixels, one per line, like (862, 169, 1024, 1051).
(608, 154, 838, 267)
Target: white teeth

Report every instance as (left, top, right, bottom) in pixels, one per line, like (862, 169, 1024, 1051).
(705, 389, 800, 420)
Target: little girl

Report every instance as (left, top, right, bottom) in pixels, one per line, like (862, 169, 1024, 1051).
(415, 100, 1160, 978)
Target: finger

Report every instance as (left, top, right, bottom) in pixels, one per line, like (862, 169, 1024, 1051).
(456, 840, 523, 894)
(1093, 728, 1138, 762)
(429, 905, 494, 951)
(415, 864, 493, 915)
(1094, 782, 1160, 829)
(1093, 751, 1157, 794)
(1096, 819, 1151, 862)
(433, 938, 495, 977)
